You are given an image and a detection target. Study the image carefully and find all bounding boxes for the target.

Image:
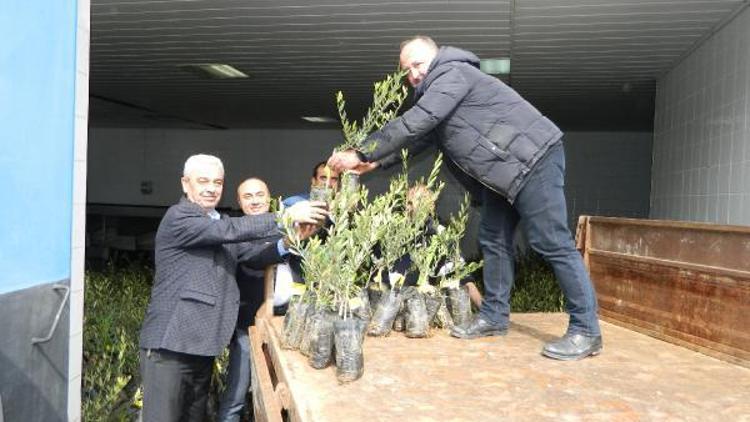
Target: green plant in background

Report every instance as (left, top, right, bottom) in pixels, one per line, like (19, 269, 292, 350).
(82, 264, 234, 422)
(510, 252, 565, 312)
(82, 265, 151, 421)
(335, 69, 408, 154)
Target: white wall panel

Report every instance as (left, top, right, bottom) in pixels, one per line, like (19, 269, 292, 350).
(652, 6, 750, 225)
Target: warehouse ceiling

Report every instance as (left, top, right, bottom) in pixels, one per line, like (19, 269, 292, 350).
(89, 0, 747, 131)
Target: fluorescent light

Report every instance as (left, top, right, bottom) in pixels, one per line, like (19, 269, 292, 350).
(302, 116, 338, 123)
(177, 63, 249, 79)
(480, 58, 511, 75)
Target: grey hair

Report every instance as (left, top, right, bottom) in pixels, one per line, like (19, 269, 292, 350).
(183, 154, 224, 177)
(400, 35, 439, 53)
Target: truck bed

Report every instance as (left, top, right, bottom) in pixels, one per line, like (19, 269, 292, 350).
(250, 312, 750, 421)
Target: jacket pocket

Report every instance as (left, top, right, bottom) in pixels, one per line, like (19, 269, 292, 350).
(180, 288, 217, 306)
(486, 124, 520, 151)
(474, 133, 510, 161)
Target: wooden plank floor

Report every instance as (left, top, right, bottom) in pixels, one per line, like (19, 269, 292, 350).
(268, 313, 750, 421)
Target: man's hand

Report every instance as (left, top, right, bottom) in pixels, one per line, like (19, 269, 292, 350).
(352, 161, 379, 175)
(282, 222, 320, 248)
(296, 223, 321, 241)
(327, 150, 362, 173)
(284, 200, 329, 225)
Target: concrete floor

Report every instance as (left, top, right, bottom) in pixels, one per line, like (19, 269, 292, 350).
(273, 313, 750, 421)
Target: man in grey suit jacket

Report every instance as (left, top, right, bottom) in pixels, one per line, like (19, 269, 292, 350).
(138, 154, 326, 422)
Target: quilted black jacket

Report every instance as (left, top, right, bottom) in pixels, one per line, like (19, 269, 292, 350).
(364, 46, 563, 203)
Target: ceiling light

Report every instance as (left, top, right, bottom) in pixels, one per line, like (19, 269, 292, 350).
(480, 58, 511, 75)
(177, 63, 249, 79)
(301, 116, 338, 123)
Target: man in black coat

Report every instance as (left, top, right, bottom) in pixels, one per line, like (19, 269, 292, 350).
(216, 177, 283, 422)
(328, 36, 601, 361)
(139, 155, 326, 422)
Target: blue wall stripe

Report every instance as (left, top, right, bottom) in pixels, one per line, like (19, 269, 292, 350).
(0, 0, 78, 293)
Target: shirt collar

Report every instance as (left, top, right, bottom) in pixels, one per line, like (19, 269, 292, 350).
(207, 209, 220, 220)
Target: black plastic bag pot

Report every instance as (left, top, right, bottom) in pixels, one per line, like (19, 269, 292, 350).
(351, 288, 372, 322)
(299, 305, 321, 357)
(368, 284, 386, 309)
(403, 287, 429, 338)
(434, 294, 454, 329)
(281, 295, 301, 349)
(367, 288, 402, 336)
(282, 298, 313, 350)
(308, 310, 336, 369)
(392, 311, 405, 332)
(341, 171, 360, 193)
(334, 318, 365, 383)
(446, 286, 473, 327)
(423, 290, 442, 325)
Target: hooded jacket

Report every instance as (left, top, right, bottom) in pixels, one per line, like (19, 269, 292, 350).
(363, 46, 563, 203)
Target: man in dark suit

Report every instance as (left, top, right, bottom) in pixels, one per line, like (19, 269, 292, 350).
(138, 155, 326, 422)
(217, 177, 281, 422)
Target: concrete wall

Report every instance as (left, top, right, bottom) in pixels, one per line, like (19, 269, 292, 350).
(651, 5, 750, 225)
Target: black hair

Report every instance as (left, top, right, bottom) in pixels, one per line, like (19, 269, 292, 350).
(312, 161, 328, 178)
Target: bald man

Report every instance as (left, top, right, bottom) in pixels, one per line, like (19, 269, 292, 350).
(328, 36, 601, 361)
(217, 177, 277, 422)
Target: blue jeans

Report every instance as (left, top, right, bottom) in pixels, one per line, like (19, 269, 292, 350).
(217, 327, 252, 422)
(478, 142, 601, 336)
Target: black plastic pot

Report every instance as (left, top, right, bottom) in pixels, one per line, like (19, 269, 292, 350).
(368, 283, 386, 308)
(281, 295, 302, 349)
(367, 287, 402, 336)
(403, 287, 429, 338)
(282, 297, 313, 350)
(308, 310, 337, 369)
(423, 290, 442, 327)
(434, 294, 455, 329)
(446, 286, 473, 327)
(334, 318, 366, 383)
(351, 287, 372, 321)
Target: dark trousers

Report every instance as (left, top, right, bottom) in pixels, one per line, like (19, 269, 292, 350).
(217, 327, 253, 422)
(478, 142, 601, 336)
(139, 348, 215, 422)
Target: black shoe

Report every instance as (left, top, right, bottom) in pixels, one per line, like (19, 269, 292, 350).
(542, 333, 602, 361)
(450, 316, 508, 339)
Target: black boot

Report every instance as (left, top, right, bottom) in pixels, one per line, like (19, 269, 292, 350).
(542, 333, 602, 361)
(450, 315, 507, 339)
